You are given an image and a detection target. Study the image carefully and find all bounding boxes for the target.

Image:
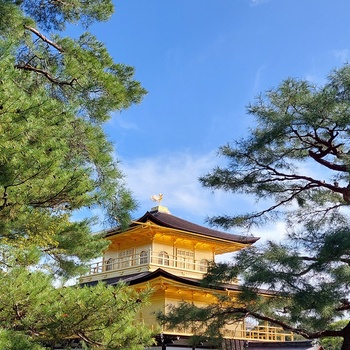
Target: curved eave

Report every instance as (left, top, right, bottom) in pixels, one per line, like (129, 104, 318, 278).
(130, 269, 275, 296)
(105, 223, 253, 253)
(104, 211, 259, 247)
(81, 268, 276, 297)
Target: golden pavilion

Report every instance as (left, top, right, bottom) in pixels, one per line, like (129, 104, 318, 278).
(80, 205, 300, 350)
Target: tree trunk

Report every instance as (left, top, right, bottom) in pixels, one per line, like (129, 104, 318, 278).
(341, 322, 350, 350)
(341, 336, 350, 350)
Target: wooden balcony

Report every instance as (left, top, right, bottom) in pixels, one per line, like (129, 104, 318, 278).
(164, 324, 294, 341)
(143, 318, 294, 342)
(79, 254, 294, 343)
(80, 251, 210, 283)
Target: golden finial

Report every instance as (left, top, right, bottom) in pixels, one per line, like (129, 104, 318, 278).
(150, 193, 163, 204)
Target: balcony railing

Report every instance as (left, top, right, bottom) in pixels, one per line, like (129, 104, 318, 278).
(85, 251, 209, 276)
(142, 318, 294, 342)
(164, 323, 294, 342)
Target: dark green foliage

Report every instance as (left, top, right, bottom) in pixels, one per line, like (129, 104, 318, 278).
(0, 0, 146, 276)
(201, 68, 350, 230)
(0, 1, 154, 348)
(164, 66, 350, 349)
(0, 266, 155, 349)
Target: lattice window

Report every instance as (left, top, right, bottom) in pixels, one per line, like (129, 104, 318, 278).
(105, 258, 114, 271)
(119, 249, 133, 268)
(158, 251, 169, 266)
(199, 259, 208, 272)
(139, 250, 148, 264)
(177, 249, 194, 269)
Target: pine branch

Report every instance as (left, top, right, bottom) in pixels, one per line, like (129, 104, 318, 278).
(220, 307, 346, 339)
(308, 150, 347, 172)
(14, 63, 77, 86)
(336, 299, 350, 311)
(76, 332, 104, 347)
(24, 25, 64, 53)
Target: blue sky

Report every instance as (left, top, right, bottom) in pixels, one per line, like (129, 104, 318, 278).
(87, 0, 350, 241)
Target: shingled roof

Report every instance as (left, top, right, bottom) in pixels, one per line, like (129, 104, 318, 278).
(126, 207, 259, 245)
(81, 268, 241, 290)
(81, 268, 275, 296)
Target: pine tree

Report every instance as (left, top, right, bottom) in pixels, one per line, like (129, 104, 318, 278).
(0, 254, 154, 349)
(0, 1, 154, 348)
(163, 66, 350, 350)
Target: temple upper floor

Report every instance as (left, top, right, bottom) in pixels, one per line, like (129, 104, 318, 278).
(80, 206, 258, 283)
(80, 245, 211, 283)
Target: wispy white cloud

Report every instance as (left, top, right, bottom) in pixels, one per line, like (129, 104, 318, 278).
(251, 65, 267, 97)
(121, 151, 220, 217)
(108, 112, 139, 131)
(120, 150, 286, 244)
(252, 221, 287, 244)
(216, 220, 287, 263)
(332, 49, 349, 63)
(121, 149, 336, 249)
(249, 0, 271, 6)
